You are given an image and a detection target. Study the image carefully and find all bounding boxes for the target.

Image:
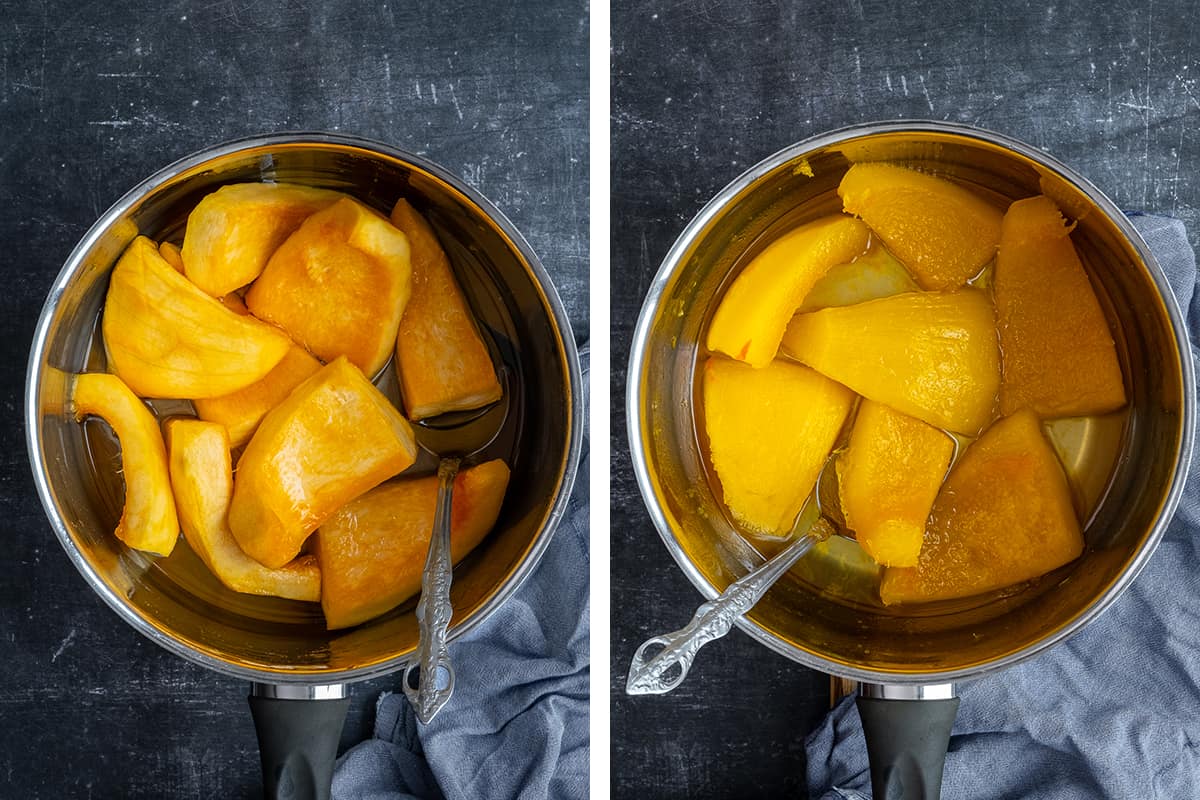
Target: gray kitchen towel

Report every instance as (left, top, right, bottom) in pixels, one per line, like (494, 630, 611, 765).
(333, 346, 590, 800)
(806, 213, 1200, 800)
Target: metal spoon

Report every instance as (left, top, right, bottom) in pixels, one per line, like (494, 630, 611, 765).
(402, 375, 510, 723)
(626, 451, 846, 695)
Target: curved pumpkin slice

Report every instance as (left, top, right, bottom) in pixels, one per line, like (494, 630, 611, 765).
(246, 197, 413, 378)
(229, 356, 418, 569)
(70, 372, 178, 556)
(880, 410, 1083, 604)
(838, 400, 954, 567)
(706, 214, 870, 368)
(838, 162, 1002, 290)
(782, 290, 1000, 435)
(103, 236, 291, 399)
(315, 460, 510, 630)
(193, 344, 322, 448)
(182, 182, 344, 297)
(390, 198, 502, 420)
(165, 418, 320, 602)
(995, 195, 1126, 417)
(703, 358, 854, 535)
(158, 241, 185, 273)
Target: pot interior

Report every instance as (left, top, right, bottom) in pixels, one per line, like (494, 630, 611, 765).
(634, 126, 1190, 680)
(29, 139, 576, 681)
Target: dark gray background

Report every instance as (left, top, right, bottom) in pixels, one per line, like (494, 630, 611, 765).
(1, 2, 586, 797)
(611, 2, 1200, 798)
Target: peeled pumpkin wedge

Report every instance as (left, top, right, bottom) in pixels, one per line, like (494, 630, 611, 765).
(228, 356, 418, 569)
(181, 182, 343, 297)
(390, 198, 502, 420)
(838, 400, 954, 567)
(165, 418, 320, 602)
(880, 409, 1084, 605)
(158, 241, 185, 273)
(102, 236, 292, 399)
(798, 242, 918, 311)
(246, 196, 413, 378)
(995, 195, 1126, 417)
(781, 290, 1000, 435)
(703, 357, 854, 535)
(838, 162, 1003, 290)
(706, 214, 870, 368)
(70, 372, 178, 556)
(193, 344, 322, 448)
(315, 459, 510, 629)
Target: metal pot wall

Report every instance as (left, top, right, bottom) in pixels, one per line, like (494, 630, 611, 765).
(627, 121, 1194, 797)
(26, 134, 582, 799)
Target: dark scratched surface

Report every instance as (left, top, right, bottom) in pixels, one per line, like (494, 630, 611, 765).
(0, 1, 586, 796)
(610, 2, 1200, 798)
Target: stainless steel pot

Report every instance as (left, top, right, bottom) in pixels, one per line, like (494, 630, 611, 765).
(26, 133, 582, 799)
(627, 121, 1194, 797)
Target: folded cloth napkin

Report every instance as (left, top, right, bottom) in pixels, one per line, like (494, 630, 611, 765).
(333, 345, 590, 800)
(805, 214, 1199, 800)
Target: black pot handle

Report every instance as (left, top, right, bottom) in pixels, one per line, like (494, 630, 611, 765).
(248, 684, 351, 800)
(855, 684, 959, 800)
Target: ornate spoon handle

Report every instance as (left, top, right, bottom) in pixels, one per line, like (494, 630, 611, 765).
(403, 457, 460, 723)
(626, 518, 834, 696)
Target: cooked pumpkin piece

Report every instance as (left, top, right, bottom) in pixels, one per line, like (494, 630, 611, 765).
(228, 356, 418, 569)
(706, 214, 870, 368)
(390, 198, 502, 420)
(315, 459, 510, 629)
(102, 236, 291, 399)
(703, 357, 854, 535)
(165, 418, 320, 601)
(70, 372, 178, 556)
(838, 400, 954, 567)
(880, 409, 1084, 604)
(994, 195, 1126, 417)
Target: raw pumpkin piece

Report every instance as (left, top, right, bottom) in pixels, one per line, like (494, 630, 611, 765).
(102, 236, 291, 399)
(181, 182, 343, 297)
(706, 214, 870, 368)
(838, 400, 954, 567)
(880, 409, 1083, 604)
(245, 196, 413, 378)
(315, 459, 510, 629)
(228, 356, 418, 569)
(798, 242, 918, 311)
(390, 199, 502, 420)
(838, 162, 1003, 290)
(781, 290, 1000, 435)
(193, 344, 322, 448)
(70, 372, 178, 556)
(995, 195, 1126, 417)
(165, 418, 320, 602)
(703, 358, 854, 535)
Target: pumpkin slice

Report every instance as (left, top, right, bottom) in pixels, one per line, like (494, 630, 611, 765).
(315, 459, 510, 629)
(798, 241, 918, 311)
(838, 162, 1002, 290)
(193, 344, 322, 448)
(70, 372, 178, 556)
(165, 418, 320, 601)
(703, 357, 854, 535)
(706, 214, 870, 368)
(390, 199, 502, 420)
(781, 290, 1000, 435)
(880, 409, 1083, 604)
(158, 241, 185, 272)
(181, 182, 343, 297)
(838, 400, 954, 567)
(102, 236, 291, 399)
(245, 196, 413, 377)
(228, 356, 418, 569)
(995, 195, 1126, 417)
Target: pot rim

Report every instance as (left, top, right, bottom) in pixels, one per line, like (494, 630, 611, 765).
(626, 119, 1196, 685)
(26, 131, 584, 685)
